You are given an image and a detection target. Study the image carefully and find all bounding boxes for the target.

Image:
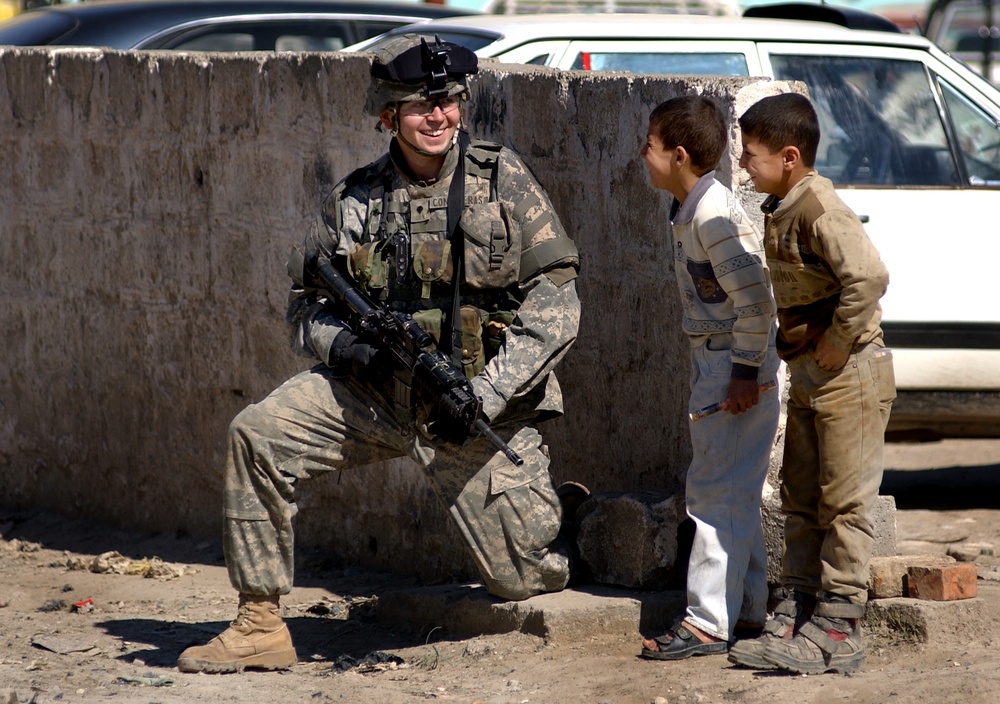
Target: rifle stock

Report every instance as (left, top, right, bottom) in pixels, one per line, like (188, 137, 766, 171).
(296, 248, 523, 467)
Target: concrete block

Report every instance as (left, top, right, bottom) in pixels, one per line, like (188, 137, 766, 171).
(868, 554, 956, 599)
(907, 563, 978, 601)
(865, 595, 989, 644)
(378, 582, 989, 647)
(574, 486, 898, 591)
(376, 583, 686, 643)
(575, 491, 687, 589)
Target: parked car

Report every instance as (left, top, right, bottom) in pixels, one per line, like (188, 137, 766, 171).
(0, 0, 476, 52)
(351, 6, 1000, 439)
(925, 0, 1000, 86)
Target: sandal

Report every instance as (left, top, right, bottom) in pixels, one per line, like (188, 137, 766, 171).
(641, 620, 728, 661)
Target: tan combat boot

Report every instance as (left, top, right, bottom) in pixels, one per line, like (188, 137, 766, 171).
(177, 594, 297, 673)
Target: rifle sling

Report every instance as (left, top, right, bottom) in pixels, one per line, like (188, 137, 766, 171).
(445, 132, 469, 368)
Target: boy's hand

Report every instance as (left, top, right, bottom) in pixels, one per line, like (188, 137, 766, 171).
(814, 337, 850, 371)
(722, 378, 760, 415)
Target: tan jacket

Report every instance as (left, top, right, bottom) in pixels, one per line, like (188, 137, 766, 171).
(762, 171, 889, 360)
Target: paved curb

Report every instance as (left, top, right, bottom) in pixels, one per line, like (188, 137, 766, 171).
(378, 584, 686, 643)
(380, 582, 987, 647)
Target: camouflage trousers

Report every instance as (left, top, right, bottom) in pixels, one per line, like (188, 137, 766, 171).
(222, 364, 570, 602)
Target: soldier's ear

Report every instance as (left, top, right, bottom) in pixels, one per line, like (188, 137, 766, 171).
(379, 109, 395, 134)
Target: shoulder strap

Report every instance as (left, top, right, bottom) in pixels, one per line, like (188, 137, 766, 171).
(444, 132, 470, 365)
(466, 139, 501, 201)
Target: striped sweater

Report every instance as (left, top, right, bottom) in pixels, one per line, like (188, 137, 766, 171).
(670, 172, 776, 372)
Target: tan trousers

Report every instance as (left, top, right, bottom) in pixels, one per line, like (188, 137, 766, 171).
(780, 345, 896, 604)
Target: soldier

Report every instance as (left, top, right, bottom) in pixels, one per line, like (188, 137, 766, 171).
(177, 35, 582, 674)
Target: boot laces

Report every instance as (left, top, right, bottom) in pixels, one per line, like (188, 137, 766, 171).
(231, 600, 255, 629)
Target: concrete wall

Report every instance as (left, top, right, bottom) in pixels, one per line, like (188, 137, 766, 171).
(0, 46, 794, 580)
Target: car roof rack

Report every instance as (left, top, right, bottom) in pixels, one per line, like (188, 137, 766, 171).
(742, 2, 902, 32)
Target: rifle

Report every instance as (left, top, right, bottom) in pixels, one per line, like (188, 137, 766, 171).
(289, 247, 523, 467)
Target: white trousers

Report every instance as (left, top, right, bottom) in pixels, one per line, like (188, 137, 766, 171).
(683, 335, 780, 640)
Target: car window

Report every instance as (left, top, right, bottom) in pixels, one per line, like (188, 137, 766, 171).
(939, 78, 1000, 185)
(275, 34, 345, 52)
(771, 54, 959, 187)
(149, 20, 354, 52)
(170, 32, 255, 51)
(352, 20, 421, 45)
(569, 51, 748, 75)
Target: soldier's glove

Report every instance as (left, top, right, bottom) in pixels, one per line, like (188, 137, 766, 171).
(427, 409, 477, 447)
(329, 330, 379, 376)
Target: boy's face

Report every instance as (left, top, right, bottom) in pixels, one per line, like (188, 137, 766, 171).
(739, 136, 786, 196)
(640, 129, 678, 193)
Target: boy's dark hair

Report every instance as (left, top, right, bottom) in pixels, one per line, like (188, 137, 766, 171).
(648, 95, 727, 174)
(738, 93, 820, 167)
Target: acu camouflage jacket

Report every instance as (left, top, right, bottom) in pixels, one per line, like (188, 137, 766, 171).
(288, 135, 581, 424)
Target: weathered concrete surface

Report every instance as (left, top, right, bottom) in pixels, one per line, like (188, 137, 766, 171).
(576, 486, 896, 590)
(575, 491, 687, 589)
(0, 45, 801, 581)
(865, 594, 990, 643)
(378, 580, 985, 646)
(377, 582, 686, 643)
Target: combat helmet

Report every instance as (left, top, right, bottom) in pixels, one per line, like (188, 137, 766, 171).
(365, 34, 479, 118)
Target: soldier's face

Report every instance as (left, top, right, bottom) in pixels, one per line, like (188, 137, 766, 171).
(395, 97, 461, 158)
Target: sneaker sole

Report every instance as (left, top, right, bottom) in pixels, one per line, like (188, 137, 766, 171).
(762, 651, 864, 675)
(727, 650, 778, 670)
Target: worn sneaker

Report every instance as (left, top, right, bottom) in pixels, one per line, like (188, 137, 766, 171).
(177, 594, 297, 673)
(761, 594, 865, 674)
(728, 587, 815, 669)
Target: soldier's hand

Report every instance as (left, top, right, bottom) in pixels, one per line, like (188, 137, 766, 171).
(329, 331, 378, 375)
(427, 410, 476, 446)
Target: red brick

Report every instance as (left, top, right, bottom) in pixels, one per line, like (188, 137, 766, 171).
(906, 563, 978, 601)
(869, 555, 955, 600)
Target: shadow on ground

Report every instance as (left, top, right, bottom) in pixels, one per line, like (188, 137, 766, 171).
(95, 614, 430, 669)
(882, 463, 1000, 510)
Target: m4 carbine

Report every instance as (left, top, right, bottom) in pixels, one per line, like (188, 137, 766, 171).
(289, 247, 522, 467)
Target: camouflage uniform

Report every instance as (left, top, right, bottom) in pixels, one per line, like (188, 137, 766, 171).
(222, 129, 581, 602)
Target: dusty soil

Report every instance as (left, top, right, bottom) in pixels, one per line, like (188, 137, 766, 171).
(4, 439, 1000, 704)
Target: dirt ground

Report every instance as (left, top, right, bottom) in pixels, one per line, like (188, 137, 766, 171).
(4, 439, 1000, 704)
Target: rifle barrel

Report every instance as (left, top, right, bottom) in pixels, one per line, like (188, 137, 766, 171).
(476, 419, 523, 466)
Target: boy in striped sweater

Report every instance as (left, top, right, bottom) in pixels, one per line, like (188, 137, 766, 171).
(638, 95, 780, 661)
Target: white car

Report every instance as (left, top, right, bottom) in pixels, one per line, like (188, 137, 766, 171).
(350, 7, 1000, 439)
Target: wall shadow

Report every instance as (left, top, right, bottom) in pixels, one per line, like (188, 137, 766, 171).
(881, 463, 1000, 510)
